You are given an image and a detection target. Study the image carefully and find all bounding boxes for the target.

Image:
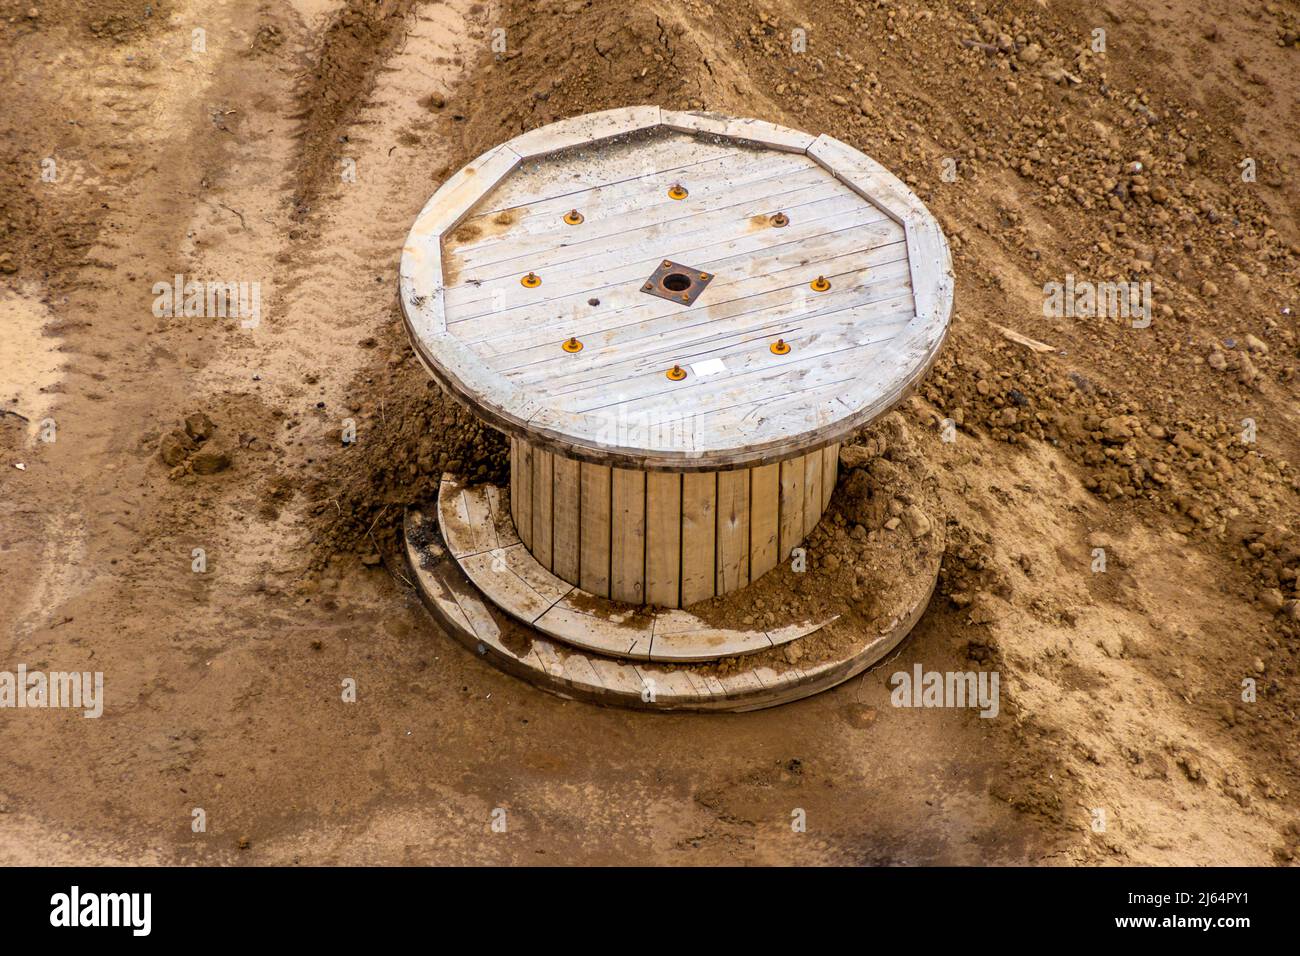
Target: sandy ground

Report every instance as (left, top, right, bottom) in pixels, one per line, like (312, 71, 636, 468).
(0, 0, 1298, 865)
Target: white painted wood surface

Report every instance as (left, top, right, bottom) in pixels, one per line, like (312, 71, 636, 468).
(400, 109, 953, 472)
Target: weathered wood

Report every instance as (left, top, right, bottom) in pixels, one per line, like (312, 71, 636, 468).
(749, 462, 780, 582)
(485, 483, 520, 549)
(530, 444, 554, 570)
(715, 469, 750, 594)
(579, 461, 612, 598)
(802, 448, 823, 538)
(610, 467, 646, 604)
(680, 471, 716, 606)
(514, 440, 533, 551)
(551, 453, 581, 583)
(778, 456, 804, 562)
(645, 471, 681, 607)
(822, 442, 839, 511)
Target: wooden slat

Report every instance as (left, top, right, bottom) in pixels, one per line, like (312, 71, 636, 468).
(535, 600, 651, 659)
(485, 483, 521, 549)
(803, 449, 823, 538)
(579, 461, 612, 597)
(715, 469, 750, 595)
(749, 463, 780, 582)
(660, 110, 817, 152)
(462, 548, 562, 623)
(530, 445, 554, 570)
(551, 454, 581, 583)
(778, 457, 804, 563)
(822, 443, 839, 511)
(509, 437, 519, 539)
(514, 440, 533, 551)
(645, 471, 682, 607)
(680, 472, 716, 605)
(610, 467, 646, 604)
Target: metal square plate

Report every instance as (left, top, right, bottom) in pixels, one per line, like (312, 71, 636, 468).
(640, 260, 715, 306)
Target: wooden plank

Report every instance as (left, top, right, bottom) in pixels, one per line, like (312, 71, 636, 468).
(778, 457, 804, 563)
(715, 468, 750, 595)
(610, 467, 646, 604)
(534, 601, 651, 659)
(462, 549, 557, 623)
(822, 443, 839, 511)
(660, 110, 816, 153)
(530, 445, 554, 570)
(437, 478, 483, 559)
(485, 483, 520, 548)
(749, 463, 780, 583)
(803, 449, 823, 538)
(645, 471, 682, 607)
(504, 105, 663, 161)
(680, 472, 716, 605)
(514, 440, 533, 551)
(462, 484, 500, 553)
(649, 611, 770, 661)
(508, 438, 520, 540)
(579, 461, 612, 597)
(551, 454, 581, 584)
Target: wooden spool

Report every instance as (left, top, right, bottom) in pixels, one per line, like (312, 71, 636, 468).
(400, 108, 953, 611)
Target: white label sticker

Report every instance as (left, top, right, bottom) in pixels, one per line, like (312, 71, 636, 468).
(691, 358, 727, 377)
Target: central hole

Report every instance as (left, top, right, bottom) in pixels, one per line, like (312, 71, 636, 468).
(661, 272, 692, 292)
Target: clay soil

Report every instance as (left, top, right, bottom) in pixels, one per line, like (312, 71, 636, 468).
(1, 0, 1298, 865)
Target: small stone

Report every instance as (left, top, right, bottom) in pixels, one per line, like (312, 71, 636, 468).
(1099, 416, 1132, 443)
(902, 505, 932, 538)
(190, 449, 231, 474)
(1206, 350, 1228, 370)
(158, 430, 193, 466)
(1259, 588, 1285, 613)
(184, 412, 215, 442)
(783, 642, 804, 664)
(838, 444, 874, 470)
(1017, 42, 1042, 64)
(1243, 333, 1268, 354)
